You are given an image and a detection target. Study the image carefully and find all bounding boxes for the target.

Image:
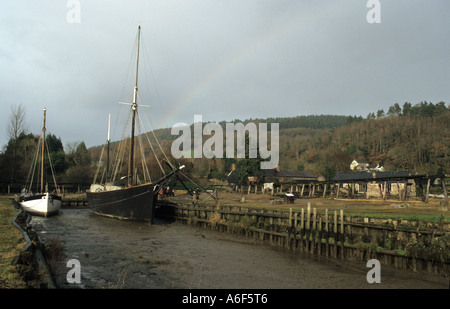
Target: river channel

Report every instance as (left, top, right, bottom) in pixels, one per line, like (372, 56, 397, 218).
(30, 208, 447, 289)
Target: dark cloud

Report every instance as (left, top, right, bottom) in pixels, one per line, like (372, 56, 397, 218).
(1, 0, 449, 149)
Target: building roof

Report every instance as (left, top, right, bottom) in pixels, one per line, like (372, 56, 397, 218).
(352, 159, 369, 164)
(332, 172, 372, 181)
(263, 169, 316, 179)
(374, 171, 411, 178)
(332, 171, 413, 182)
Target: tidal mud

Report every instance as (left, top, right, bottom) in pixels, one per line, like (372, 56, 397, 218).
(31, 209, 448, 289)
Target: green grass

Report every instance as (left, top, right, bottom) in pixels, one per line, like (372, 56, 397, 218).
(343, 212, 449, 223)
(0, 196, 28, 288)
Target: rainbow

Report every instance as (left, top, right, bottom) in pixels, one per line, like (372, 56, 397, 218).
(160, 15, 303, 128)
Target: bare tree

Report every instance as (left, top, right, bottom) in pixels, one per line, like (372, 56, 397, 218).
(7, 104, 28, 183)
(7, 104, 28, 140)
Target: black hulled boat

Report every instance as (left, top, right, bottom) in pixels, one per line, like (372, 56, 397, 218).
(86, 24, 183, 223)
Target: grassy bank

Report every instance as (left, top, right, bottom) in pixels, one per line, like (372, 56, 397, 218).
(0, 196, 28, 288)
(173, 191, 450, 223)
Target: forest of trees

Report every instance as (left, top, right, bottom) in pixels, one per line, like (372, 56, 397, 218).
(278, 101, 449, 181)
(0, 104, 94, 192)
(1, 101, 448, 192)
(166, 101, 449, 184)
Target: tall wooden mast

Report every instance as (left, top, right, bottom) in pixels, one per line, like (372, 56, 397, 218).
(106, 113, 111, 182)
(129, 24, 141, 186)
(40, 108, 46, 192)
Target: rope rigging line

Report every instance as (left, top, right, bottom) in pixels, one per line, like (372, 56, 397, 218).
(135, 106, 165, 175)
(45, 139, 59, 193)
(92, 142, 106, 185)
(26, 138, 41, 193)
(142, 111, 175, 170)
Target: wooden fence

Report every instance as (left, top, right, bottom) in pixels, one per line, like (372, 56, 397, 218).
(156, 201, 450, 276)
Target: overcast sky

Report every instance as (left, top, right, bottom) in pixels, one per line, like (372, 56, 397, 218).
(1, 0, 449, 149)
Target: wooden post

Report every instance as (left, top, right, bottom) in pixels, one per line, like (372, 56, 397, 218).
(403, 180, 408, 201)
(318, 216, 322, 256)
(340, 209, 344, 259)
(301, 184, 305, 196)
(306, 204, 311, 252)
(325, 209, 329, 257)
(366, 182, 370, 199)
(333, 210, 338, 258)
(307, 203, 311, 230)
(312, 207, 317, 230)
(378, 183, 383, 200)
(312, 208, 317, 253)
(301, 208, 305, 230)
(425, 178, 430, 202)
(289, 208, 292, 227)
(300, 208, 305, 251)
(323, 183, 327, 198)
(294, 212, 298, 250)
(336, 183, 340, 198)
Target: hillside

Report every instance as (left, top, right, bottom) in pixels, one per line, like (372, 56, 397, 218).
(88, 101, 449, 184)
(2, 99, 447, 191)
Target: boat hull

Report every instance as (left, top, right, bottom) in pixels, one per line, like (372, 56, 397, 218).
(19, 193, 61, 217)
(86, 183, 156, 223)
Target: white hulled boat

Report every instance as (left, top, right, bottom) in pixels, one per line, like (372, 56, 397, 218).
(18, 108, 61, 217)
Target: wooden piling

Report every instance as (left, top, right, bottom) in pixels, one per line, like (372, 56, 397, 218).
(158, 199, 450, 276)
(318, 216, 323, 256)
(301, 208, 305, 251)
(312, 208, 317, 253)
(340, 209, 344, 259)
(325, 209, 329, 257)
(334, 210, 338, 258)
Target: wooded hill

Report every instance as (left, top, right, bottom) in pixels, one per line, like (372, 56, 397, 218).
(91, 101, 449, 184)
(2, 101, 447, 191)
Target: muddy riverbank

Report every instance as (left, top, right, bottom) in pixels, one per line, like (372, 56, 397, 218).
(30, 209, 448, 289)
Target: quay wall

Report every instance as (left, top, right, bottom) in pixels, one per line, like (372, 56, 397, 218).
(156, 201, 450, 276)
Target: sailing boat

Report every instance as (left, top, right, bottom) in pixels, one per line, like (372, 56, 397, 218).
(19, 108, 62, 217)
(86, 25, 184, 223)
